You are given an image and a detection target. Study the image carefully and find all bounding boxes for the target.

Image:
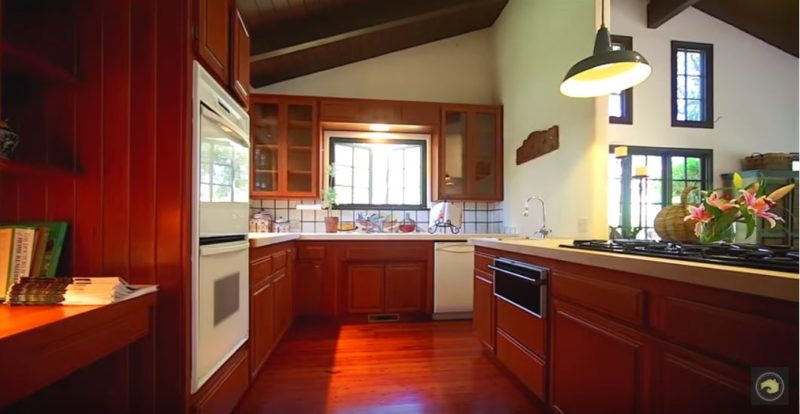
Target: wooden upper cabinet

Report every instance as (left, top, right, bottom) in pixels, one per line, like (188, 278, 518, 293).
(436, 105, 502, 201)
(230, 9, 250, 108)
(197, 0, 231, 82)
(250, 96, 319, 199)
(319, 99, 439, 126)
(401, 102, 439, 125)
(357, 101, 402, 124)
(319, 100, 359, 122)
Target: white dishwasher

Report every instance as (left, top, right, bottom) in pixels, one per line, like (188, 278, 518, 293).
(433, 242, 475, 320)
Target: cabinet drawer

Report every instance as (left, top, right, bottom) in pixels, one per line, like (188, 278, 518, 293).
(474, 252, 494, 277)
(651, 296, 797, 367)
(250, 256, 272, 289)
(496, 330, 546, 400)
(496, 297, 546, 357)
(552, 272, 644, 325)
(345, 245, 428, 261)
(272, 250, 287, 271)
(298, 244, 326, 261)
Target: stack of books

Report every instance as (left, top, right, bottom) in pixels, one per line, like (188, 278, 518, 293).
(0, 222, 68, 301)
(5, 277, 158, 305)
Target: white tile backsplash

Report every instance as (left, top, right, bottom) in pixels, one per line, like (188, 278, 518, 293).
(250, 198, 504, 234)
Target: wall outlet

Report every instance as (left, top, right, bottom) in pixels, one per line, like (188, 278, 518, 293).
(577, 217, 588, 234)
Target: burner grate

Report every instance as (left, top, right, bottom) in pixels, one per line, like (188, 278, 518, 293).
(562, 240, 799, 273)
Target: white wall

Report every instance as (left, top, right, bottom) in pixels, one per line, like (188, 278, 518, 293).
(609, 0, 799, 184)
(494, 0, 608, 239)
(253, 29, 497, 104)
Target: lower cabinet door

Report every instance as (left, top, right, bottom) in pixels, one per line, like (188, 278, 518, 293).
(652, 342, 761, 414)
(496, 330, 546, 400)
(551, 301, 646, 414)
(274, 269, 292, 338)
(384, 262, 425, 312)
(250, 281, 275, 377)
(295, 261, 323, 316)
(347, 264, 385, 313)
(473, 274, 494, 351)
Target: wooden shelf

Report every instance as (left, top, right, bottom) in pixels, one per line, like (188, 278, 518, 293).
(0, 158, 79, 179)
(288, 146, 312, 152)
(288, 120, 312, 128)
(1, 41, 79, 86)
(254, 119, 278, 127)
(255, 144, 279, 148)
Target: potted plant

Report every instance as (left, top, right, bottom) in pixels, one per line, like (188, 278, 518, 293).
(684, 172, 795, 243)
(322, 164, 339, 233)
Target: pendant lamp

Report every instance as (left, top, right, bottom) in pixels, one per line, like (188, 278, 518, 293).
(560, 0, 651, 98)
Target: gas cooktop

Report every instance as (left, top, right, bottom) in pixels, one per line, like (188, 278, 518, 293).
(560, 240, 800, 273)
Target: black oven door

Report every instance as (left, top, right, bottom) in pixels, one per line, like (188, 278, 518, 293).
(490, 258, 548, 318)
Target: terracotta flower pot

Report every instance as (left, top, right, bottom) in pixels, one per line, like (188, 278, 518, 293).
(324, 216, 339, 233)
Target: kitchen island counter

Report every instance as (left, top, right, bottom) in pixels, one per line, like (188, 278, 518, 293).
(249, 232, 508, 248)
(472, 238, 799, 302)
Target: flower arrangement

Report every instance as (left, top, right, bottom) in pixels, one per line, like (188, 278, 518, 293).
(684, 172, 795, 244)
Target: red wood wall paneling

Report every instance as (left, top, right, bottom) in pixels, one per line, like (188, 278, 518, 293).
(1, 0, 192, 411)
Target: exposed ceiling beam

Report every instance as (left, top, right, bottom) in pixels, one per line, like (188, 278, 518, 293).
(693, 0, 798, 57)
(251, 0, 502, 62)
(249, 0, 507, 87)
(647, 0, 701, 28)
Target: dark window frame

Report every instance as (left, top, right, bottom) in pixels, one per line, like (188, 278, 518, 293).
(329, 136, 428, 210)
(608, 145, 714, 238)
(671, 40, 714, 129)
(609, 35, 634, 125)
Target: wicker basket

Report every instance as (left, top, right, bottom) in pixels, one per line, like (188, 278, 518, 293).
(741, 153, 795, 170)
(654, 186, 699, 242)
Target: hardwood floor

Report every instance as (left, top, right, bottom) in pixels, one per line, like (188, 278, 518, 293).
(235, 320, 546, 414)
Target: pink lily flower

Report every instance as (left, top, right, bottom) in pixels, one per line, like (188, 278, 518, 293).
(685, 204, 713, 223)
(685, 204, 714, 237)
(706, 192, 737, 212)
(741, 190, 783, 228)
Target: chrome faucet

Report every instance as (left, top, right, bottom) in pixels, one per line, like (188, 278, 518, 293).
(523, 195, 551, 239)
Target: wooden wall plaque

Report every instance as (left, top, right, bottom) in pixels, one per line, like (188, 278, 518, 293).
(516, 125, 559, 165)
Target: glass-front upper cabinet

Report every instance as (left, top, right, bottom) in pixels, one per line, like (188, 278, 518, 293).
(252, 102, 279, 192)
(250, 96, 319, 199)
(437, 106, 502, 201)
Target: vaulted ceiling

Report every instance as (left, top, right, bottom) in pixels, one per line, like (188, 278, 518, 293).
(648, 0, 798, 57)
(236, 0, 509, 88)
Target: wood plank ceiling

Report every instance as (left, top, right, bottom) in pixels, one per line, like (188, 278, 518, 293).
(236, 0, 509, 87)
(647, 0, 798, 57)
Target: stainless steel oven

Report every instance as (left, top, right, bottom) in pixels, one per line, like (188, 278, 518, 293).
(490, 257, 549, 318)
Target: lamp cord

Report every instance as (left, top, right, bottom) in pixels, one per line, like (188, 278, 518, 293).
(601, 0, 606, 27)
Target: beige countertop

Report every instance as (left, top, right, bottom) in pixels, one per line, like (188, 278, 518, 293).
(248, 232, 509, 248)
(471, 238, 799, 302)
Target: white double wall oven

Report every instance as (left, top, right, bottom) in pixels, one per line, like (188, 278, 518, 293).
(191, 62, 251, 394)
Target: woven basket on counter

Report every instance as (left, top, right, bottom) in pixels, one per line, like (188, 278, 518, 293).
(654, 186, 698, 242)
(741, 152, 796, 170)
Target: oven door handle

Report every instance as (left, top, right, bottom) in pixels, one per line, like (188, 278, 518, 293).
(488, 265, 545, 285)
(200, 241, 250, 257)
(201, 104, 249, 148)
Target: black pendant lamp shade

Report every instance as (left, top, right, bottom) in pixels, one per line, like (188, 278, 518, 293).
(560, 12, 651, 97)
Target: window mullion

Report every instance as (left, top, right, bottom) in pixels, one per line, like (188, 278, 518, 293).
(621, 156, 632, 232)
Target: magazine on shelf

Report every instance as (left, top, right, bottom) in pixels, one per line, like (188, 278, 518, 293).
(5, 276, 158, 305)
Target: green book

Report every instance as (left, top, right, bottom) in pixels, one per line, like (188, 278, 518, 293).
(4, 222, 68, 277)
